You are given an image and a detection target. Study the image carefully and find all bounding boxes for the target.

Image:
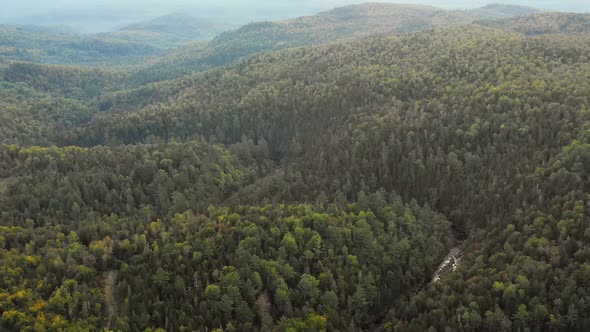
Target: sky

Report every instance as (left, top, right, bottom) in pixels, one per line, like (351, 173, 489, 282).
(0, 0, 588, 32)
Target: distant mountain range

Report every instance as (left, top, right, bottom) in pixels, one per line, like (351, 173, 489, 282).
(129, 3, 542, 84)
(100, 13, 235, 49)
(0, 24, 159, 66)
(0, 13, 234, 66)
(0, 3, 542, 69)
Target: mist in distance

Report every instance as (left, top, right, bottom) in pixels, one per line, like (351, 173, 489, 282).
(0, 0, 588, 33)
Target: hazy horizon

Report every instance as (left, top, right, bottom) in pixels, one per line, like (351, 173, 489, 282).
(0, 0, 588, 33)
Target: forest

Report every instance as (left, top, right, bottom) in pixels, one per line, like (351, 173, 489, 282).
(1, 2, 590, 331)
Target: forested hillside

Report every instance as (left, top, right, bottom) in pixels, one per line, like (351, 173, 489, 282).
(0, 25, 159, 66)
(0, 13, 231, 66)
(479, 12, 590, 35)
(0, 3, 540, 83)
(127, 3, 539, 84)
(100, 14, 232, 49)
(467, 3, 541, 19)
(0, 62, 127, 145)
(1, 3, 590, 331)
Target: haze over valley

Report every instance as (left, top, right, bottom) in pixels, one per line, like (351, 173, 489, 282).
(1, 0, 588, 32)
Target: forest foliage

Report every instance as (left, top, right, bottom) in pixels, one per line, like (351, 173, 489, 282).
(1, 4, 590, 331)
(125, 3, 540, 85)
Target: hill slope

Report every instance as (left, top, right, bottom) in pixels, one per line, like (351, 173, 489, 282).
(102, 13, 232, 49)
(71, 24, 590, 330)
(2, 23, 590, 330)
(0, 3, 540, 71)
(0, 25, 159, 66)
(468, 3, 541, 19)
(479, 12, 590, 35)
(129, 3, 540, 84)
(4, 7, 590, 332)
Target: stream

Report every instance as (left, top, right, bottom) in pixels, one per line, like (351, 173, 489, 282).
(432, 247, 462, 283)
(367, 245, 464, 331)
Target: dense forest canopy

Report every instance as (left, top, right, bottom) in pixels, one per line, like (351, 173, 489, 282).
(1, 2, 590, 331)
(1, 3, 541, 81)
(478, 12, 590, 35)
(124, 3, 541, 85)
(0, 13, 233, 66)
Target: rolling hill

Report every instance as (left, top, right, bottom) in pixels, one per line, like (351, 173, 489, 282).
(3, 5, 590, 331)
(0, 25, 159, 66)
(206, 2, 541, 51)
(0, 13, 232, 66)
(467, 3, 542, 19)
(2, 20, 590, 330)
(128, 2, 541, 84)
(0, 3, 541, 76)
(101, 13, 233, 49)
(478, 12, 590, 35)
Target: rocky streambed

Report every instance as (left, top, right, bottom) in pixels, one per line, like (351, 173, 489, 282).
(432, 247, 462, 283)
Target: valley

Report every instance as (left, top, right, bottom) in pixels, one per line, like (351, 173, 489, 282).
(0, 2, 589, 331)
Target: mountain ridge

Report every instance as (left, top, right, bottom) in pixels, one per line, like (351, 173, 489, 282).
(128, 2, 541, 84)
(478, 11, 590, 35)
(103, 13, 233, 48)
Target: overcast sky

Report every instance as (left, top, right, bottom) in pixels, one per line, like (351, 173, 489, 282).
(0, 0, 588, 32)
